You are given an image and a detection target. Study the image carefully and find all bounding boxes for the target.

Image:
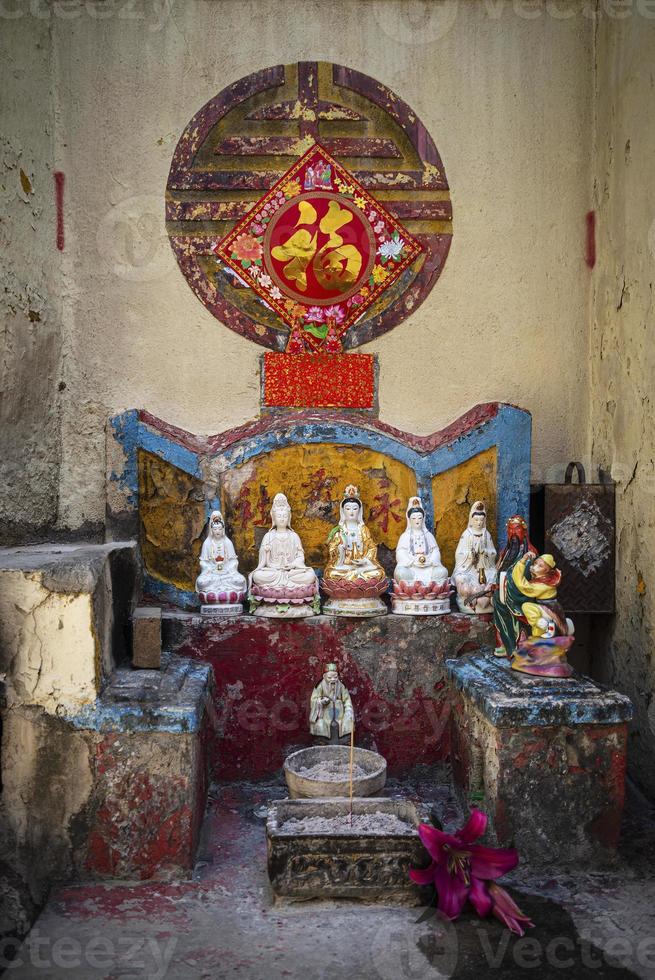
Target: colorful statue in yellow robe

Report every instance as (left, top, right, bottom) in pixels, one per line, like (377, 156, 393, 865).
(497, 552, 575, 677)
(321, 484, 389, 617)
(309, 663, 354, 742)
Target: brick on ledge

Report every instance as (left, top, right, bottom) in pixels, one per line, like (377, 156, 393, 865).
(132, 605, 162, 669)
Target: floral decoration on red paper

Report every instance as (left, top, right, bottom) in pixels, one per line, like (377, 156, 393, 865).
(213, 143, 423, 349)
(262, 352, 376, 409)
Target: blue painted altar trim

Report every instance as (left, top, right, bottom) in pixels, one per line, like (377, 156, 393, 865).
(495, 407, 532, 549)
(109, 410, 140, 506)
(219, 420, 424, 471)
(110, 411, 202, 497)
(65, 700, 204, 734)
(445, 653, 633, 727)
(218, 405, 527, 475)
(415, 474, 434, 529)
(63, 656, 212, 734)
(135, 420, 201, 478)
(207, 497, 221, 517)
(62, 653, 212, 734)
(145, 574, 198, 611)
(217, 405, 530, 549)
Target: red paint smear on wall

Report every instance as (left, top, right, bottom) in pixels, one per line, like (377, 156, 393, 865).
(84, 735, 198, 880)
(175, 620, 452, 780)
(54, 171, 65, 251)
(586, 210, 596, 269)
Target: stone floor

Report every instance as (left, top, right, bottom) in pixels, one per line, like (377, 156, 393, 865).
(5, 772, 655, 980)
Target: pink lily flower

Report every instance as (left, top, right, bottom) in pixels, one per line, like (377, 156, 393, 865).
(410, 809, 534, 934)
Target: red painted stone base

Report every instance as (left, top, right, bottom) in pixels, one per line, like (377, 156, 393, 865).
(163, 612, 494, 780)
(83, 725, 210, 880)
(450, 698, 628, 865)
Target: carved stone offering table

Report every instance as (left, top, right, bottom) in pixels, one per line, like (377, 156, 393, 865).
(266, 798, 428, 903)
(446, 653, 633, 866)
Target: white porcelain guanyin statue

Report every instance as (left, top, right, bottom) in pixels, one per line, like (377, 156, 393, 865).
(196, 510, 247, 616)
(391, 496, 451, 615)
(248, 492, 319, 617)
(453, 500, 497, 614)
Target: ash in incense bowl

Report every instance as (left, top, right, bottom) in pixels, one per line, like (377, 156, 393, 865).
(284, 745, 387, 799)
(295, 761, 369, 782)
(280, 812, 415, 835)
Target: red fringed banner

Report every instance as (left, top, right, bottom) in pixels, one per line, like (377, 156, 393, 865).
(263, 353, 376, 409)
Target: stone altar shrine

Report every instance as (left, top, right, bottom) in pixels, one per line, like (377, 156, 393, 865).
(101, 399, 632, 878)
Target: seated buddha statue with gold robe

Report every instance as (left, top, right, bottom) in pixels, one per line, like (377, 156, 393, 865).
(321, 485, 388, 617)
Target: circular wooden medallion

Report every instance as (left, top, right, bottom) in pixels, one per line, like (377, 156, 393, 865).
(166, 62, 452, 351)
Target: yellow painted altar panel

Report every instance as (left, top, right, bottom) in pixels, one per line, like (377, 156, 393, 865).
(432, 447, 498, 573)
(222, 443, 418, 572)
(135, 444, 498, 592)
(138, 449, 206, 591)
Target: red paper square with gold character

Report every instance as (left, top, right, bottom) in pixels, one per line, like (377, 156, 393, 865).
(212, 143, 423, 343)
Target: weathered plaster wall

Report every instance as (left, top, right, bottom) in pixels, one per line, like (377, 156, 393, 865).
(1, 708, 94, 903)
(0, 543, 137, 714)
(1, 0, 592, 535)
(590, 14, 655, 797)
(0, 18, 63, 542)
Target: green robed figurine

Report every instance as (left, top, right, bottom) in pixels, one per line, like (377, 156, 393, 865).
(309, 663, 354, 743)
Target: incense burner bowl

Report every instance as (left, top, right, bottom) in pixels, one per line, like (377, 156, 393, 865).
(283, 745, 386, 799)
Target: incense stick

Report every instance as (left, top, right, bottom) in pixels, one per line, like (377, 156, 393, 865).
(349, 723, 355, 826)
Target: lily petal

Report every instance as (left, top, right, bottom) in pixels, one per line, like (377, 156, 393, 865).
(488, 883, 534, 936)
(417, 824, 460, 863)
(458, 809, 487, 844)
(468, 877, 493, 918)
(469, 844, 519, 880)
(434, 863, 469, 920)
(409, 861, 437, 886)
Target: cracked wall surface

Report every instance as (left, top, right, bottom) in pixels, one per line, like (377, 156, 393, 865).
(1, 0, 593, 539)
(0, 543, 137, 714)
(590, 15, 655, 797)
(0, 571, 99, 710)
